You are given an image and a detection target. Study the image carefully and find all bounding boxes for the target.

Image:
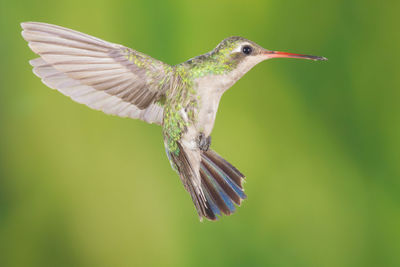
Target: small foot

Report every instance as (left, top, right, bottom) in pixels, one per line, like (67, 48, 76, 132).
(198, 133, 211, 151)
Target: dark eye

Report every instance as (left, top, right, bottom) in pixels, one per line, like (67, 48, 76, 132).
(242, 45, 253, 55)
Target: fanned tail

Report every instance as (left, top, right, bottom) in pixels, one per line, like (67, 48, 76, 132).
(198, 149, 246, 220)
(168, 142, 246, 221)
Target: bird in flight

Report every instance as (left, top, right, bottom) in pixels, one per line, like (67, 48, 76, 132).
(21, 22, 326, 221)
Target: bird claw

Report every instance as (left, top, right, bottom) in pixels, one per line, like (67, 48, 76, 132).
(198, 133, 211, 151)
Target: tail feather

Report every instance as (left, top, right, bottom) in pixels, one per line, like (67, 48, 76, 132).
(200, 165, 236, 215)
(199, 149, 246, 220)
(204, 149, 244, 186)
(201, 155, 245, 204)
(199, 181, 221, 220)
(169, 142, 246, 221)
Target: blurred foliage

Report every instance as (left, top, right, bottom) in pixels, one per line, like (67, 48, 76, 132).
(0, 0, 399, 266)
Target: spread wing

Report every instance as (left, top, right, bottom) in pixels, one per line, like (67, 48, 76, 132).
(21, 22, 172, 125)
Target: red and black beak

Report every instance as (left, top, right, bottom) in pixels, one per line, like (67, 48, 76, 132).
(263, 50, 327, 61)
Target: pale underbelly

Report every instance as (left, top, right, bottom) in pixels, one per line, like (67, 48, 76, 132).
(195, 90, 221, 137)
(198, 110, 217, 137)
(178, 105, 218, 151)
(194, 102, 219, 138)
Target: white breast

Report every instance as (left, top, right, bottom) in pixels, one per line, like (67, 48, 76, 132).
(193, 75, 231, 137)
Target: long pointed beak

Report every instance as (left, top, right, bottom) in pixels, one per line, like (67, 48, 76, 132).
(263, 50, 327, 61)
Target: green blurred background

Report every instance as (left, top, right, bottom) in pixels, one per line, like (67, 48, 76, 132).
(1, 0, 399, 266)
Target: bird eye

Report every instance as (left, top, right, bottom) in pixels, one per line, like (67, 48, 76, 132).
(242, 45, 253, 55)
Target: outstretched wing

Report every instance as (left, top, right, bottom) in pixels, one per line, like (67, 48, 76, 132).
(21, 22, 172, 125)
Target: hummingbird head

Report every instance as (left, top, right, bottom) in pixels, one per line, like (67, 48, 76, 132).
(207, 36, 327, 88)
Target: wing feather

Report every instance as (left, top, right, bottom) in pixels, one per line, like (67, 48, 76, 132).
(29, 58, 164, 124)
(22, 22, 172, 124)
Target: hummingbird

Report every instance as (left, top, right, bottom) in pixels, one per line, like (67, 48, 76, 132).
(21, 22, 326, 221)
